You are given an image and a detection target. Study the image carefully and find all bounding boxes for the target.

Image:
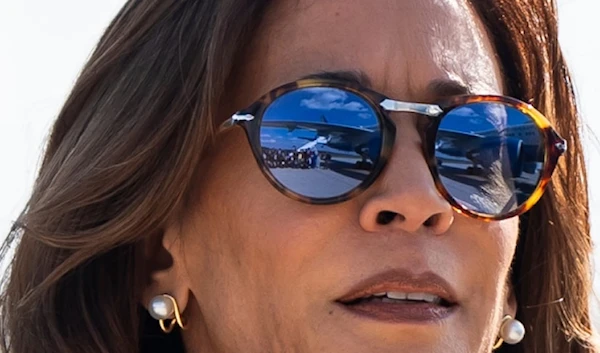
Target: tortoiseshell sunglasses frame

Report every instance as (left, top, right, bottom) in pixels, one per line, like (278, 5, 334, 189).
(219, 78, 567, 221)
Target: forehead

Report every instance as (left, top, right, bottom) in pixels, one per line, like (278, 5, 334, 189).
(232, 0, 503, 107)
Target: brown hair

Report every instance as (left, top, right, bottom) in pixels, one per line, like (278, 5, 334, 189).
(0, 1, 595, 352)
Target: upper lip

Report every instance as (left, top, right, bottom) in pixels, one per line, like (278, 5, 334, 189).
(336, 269, 458, 305)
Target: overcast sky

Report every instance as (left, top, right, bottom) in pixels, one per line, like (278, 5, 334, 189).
(1, 0, 599, 322)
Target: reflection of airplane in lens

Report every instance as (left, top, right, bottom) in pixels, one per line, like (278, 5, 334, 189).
(261, 120, 380, 168)
(297, 136, 331, 150)
(436, 123, 540, 178)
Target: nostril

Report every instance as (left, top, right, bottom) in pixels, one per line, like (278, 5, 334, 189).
(376, 211, 396, 224)
(376, 211, 404, 225)
(423, 214, 440, 227)
(376, 211, 442, 227)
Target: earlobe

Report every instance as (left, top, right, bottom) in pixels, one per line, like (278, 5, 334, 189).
(504, 282, 518, 318)
(140, 221, 191, 318)
(148, 294, 188, 333)
(492, 283, 525, 349)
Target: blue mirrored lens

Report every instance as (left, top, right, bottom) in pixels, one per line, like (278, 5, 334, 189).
(259, 87, 382, 199)
(435, 102, 544, 215)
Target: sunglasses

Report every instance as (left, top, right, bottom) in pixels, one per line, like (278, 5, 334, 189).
(219, 78, 567, 220)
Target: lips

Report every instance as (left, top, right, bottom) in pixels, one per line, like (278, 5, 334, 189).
(336, 269, 459, 323)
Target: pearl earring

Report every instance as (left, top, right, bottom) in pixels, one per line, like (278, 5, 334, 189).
(148, 294, 186, 333)
(493, 315, 525, 349)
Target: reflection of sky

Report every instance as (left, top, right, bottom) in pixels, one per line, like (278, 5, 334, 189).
(264, 87, 377, 126)
(261, 87, 378, 151)
(441, 103, 533, 133)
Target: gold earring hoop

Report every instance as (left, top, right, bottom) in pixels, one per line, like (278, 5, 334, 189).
(493, 315, 525, 350)
(148, 294, 187, 333)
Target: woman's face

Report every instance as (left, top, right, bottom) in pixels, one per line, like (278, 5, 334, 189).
(155, 0, 520, 352)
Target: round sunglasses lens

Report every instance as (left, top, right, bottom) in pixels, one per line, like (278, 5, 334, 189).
(435, 102, 544, 216)
(259, 87, 382, 199)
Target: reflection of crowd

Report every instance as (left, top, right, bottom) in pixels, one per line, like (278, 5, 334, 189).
(262, 147, 331, 169)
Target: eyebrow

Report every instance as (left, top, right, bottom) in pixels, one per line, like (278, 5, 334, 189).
(299, 70, 473, 97)
(426, 79, 473, 97)
(299, 70, 373, 88)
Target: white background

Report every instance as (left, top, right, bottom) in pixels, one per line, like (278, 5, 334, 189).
(1, 0, 599, 324)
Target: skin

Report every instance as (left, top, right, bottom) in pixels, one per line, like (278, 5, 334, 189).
(143, 0, 520, 352)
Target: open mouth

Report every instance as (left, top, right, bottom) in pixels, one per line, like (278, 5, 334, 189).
(341, 291, 454, 307)
(335, 271, 459, 323)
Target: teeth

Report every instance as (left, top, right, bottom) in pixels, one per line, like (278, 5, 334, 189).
(360, 292, 444, 304)
(383, 292, 442, 304)
(407, 293, 426, 301)
(386, 292, 408, 300)
(422, 293, 440, 304)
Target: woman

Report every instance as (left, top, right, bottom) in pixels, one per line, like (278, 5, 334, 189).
(0, 0, 595, 352)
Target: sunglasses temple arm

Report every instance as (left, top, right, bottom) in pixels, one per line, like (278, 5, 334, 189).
(218, 113, 255, 132)
(554, 137, 567, 155)
(549, 129, 568, 159)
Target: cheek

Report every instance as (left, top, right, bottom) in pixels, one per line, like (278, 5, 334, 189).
(182, 130, 278, 274)
(438, 217, 519, 350)
(486, 218, 519, 271)
(179, 130, 346, 319)
(463, 217, 519, 304)
(190, 130, 339, 261)
(189, 127, 349, 262)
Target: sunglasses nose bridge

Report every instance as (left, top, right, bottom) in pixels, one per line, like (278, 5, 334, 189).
(379, 99, 444, 117)
(378, 98, 443, 157)
(378, 107, 440, 169)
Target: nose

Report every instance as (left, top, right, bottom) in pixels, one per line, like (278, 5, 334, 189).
(358, 117, 454, 235)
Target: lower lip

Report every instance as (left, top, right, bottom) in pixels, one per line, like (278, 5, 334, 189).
(338, 300, 457, 323)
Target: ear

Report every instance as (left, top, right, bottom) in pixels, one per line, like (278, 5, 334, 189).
(140, 218, 191, 316)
